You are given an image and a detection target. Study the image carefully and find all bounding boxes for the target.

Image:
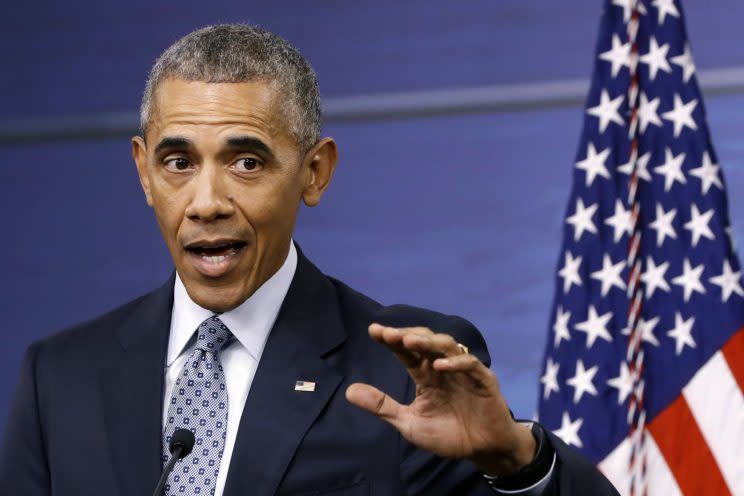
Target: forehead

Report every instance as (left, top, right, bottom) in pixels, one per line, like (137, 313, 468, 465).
(148, 79, 293, 146)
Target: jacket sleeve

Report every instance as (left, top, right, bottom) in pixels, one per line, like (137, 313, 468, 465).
(0, 342, 51, 494)
(378, 308, 619, 495)
(543, 430, 621, 495)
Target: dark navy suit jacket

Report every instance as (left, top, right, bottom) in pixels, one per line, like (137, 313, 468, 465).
(0, 249, 617, 495)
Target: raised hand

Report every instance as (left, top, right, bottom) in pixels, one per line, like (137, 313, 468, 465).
(345, 323, 536, 476)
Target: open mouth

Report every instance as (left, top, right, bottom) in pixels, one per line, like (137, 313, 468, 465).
(184, 239, 248, 277)
(186, 240, 247, 260)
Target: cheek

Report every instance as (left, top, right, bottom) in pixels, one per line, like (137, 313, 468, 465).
(234, 178, 301, 229)
(236, 194, 284, 227)
(152, 204, 182, 245)
(150, 180, 187, 240)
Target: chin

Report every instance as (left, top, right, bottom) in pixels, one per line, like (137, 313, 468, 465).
(187, 281, 250, 313)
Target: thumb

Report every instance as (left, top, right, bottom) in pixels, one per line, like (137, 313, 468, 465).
(345, 383, 404, 428)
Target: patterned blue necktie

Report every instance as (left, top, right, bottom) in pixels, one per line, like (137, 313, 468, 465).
(162, 315, 234, 496)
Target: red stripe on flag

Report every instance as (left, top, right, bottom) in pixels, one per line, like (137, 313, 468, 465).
(648, 394, 730, 495)
(721, 327, 744, 393)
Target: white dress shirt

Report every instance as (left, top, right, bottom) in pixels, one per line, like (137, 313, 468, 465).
(162, 242, 297, 496)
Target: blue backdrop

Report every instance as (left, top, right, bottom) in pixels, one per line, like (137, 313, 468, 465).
(1, 1, 743, 427)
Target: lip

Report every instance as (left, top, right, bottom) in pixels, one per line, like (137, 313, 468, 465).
(183, 239, 247, 278)
(184, 238, 246, 250)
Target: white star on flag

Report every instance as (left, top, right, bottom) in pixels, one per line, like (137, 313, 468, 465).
(709, 260, 744, 302)
(617, 151, 652, 182)
(648, 202, 678, 246)
(641, 256, 671, 298)
(553, 306, 572, 347)
(576, 143, 611, 186)
(654, 147, 687, 192)
(662, 93, 698, 137)
(575, 305, 613, 348)
(639, 316, 661, 347)
(567, 359, 599, 404)
(622, 316, 661, 347)
(666, 312, 697, 355)
(639, 36, 672, 81)
(652, 0, 680, 24)
(558, 251, 583, 293)
(672, 258, 706, 302)
(637, 93, 663, 134)
(553, 412, 584, 448)
(566, 198, 598, 241)
(541, 358, 561, 400)
(605, 199, 633, 243)
(671, 44, 696, 83)
(607, 362, 634, 405)
(599, 34, 631, 78)
(683, 204, 715, 247)
(586, 90, 625, 133)
(591, 254, 627, 297)
(689, 151, 722, 195)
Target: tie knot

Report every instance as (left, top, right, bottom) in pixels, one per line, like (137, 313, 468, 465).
(195, 316, 234, 353)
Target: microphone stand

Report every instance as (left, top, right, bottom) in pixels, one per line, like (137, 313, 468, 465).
(151, 445, 184, 496)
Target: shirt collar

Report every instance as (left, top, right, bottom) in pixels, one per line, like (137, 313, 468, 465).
(166, 241, 298, 366)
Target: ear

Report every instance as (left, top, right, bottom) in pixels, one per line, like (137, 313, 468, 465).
(301, 137, 338, 207)
(132, 135, 154, 207)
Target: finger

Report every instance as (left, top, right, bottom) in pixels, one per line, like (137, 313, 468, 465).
(368, 324, 434, 344)
(368, 324, 423, 368)
(370, 324, 468, 386)
(432, 353, 499, 391)
(345, 383, 405, 428)
(401, 331, 463, 358)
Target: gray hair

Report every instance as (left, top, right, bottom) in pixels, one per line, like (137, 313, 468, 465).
(140, 23, 321, 154)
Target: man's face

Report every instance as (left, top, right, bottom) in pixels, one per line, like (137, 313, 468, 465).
(132, 79, 336, 312)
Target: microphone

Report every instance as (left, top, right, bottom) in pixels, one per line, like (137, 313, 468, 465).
(151, 428, 196, 496)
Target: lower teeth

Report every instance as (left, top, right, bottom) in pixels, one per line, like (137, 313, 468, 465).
(202, 255, 226, 263)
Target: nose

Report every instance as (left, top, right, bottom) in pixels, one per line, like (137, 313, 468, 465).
(184, 166, 235, 223)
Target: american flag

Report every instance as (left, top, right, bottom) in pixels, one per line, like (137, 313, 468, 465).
(537, 1, 744, 494)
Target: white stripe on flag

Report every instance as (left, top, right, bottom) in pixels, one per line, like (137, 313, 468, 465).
(598, 437, 631, 495)
(598, 432, 681, 496)
(683, 351, 744, 491)
(644, 432, 683, 496)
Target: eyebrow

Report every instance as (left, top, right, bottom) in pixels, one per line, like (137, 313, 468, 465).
(224, 136, 274, 159)
(153, 136, 192, 155)
(152, 135, 276, 161)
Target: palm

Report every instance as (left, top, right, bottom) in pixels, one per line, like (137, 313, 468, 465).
(400, 361, 505, 458)
(346, 324, 534, 474)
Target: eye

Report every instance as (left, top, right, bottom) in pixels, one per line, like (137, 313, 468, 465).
(234, 157, 262, 172)
(164, 157, 191, 172)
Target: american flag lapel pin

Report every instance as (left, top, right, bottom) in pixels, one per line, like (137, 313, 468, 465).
(295, 380, 316, 392)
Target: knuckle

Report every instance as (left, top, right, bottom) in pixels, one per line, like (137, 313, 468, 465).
(375, 393, 387, 415)
(414, 326, 433, 335)
(458, 354, 477, 368)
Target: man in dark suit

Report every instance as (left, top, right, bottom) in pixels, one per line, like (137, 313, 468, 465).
(0, 24, 618, 495)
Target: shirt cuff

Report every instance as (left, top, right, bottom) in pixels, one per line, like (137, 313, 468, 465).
(484, 451, 556, 495)
(481, 422, 556, 495)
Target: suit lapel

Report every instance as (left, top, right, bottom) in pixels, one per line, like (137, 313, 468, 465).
(223, 250, 346, 496)
(101, 275, 174, 496)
